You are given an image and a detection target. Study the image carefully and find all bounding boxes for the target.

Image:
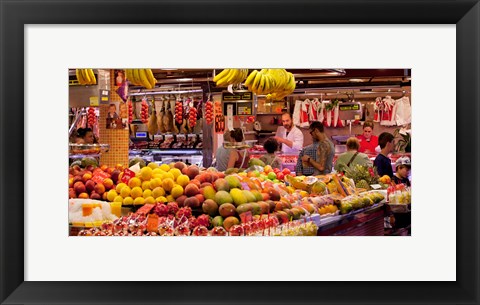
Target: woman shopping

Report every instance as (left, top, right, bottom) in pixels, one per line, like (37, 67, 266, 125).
(226, 128, 251, 169)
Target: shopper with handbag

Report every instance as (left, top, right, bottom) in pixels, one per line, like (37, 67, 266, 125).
(334, 137, 372, 173)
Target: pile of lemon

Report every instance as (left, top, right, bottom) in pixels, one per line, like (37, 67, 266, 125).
(106, 163, 190, 206)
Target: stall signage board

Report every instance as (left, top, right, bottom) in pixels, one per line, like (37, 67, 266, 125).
(239, 211, 253, 223)
(222, 91, 253, 116)
(237, 102, 253, 115)
(99, 89, 110, 104)
(338, 102, 362, 120)
(222, 91, 253, 101)
(89, 96, 99, 106)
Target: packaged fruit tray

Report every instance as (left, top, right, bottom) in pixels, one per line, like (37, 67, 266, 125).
(69, 143, 110, 155)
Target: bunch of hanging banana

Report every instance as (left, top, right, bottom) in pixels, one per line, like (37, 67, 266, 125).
(125, 69, 157, 89)
(244, 69, 296, 100)
(213, 69, 249, 87)
(76, 69, 97, 85)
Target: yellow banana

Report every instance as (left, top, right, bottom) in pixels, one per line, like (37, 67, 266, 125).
(87, 69, 96, 85)
(216, 69, 235, 86)
(251, 71, 263, 93)
(257, 74, 266, 95)
(132, 69, 142, 86)
(225, 69, 240, 85)
(81, 69, 91, 84)
(263, 74, 271, 94)
(145, 69, 156, 88)
(213, 69, 231, 83)
(139, 69, 152, 89)
(245, 70, 258, 88)
(125, 69, 133, 83)
(241, 69, 249, 83)
(76, 69, 85, 85)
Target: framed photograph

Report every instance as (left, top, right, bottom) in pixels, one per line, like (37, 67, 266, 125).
(1, 1, 479, 305)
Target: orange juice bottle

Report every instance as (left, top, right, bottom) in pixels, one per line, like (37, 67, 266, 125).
(82, 203, 94, 217)
(110, 202, 122, 217)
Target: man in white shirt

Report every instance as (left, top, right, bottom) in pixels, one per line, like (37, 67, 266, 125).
(274, 112, 304, 155)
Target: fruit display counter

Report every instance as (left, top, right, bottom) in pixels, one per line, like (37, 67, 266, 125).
(68, 157, 409, 236)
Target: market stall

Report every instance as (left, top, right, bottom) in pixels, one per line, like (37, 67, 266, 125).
(68, 68, 412, 236)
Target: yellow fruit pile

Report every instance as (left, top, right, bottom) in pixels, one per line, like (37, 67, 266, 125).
(105, 163, 188, 206)
(318, 204, 338, 215)
(378, 175, 391, 184)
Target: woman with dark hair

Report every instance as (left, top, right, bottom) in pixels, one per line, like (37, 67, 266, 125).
(226, 128, 251, 169)
(260, 138, 282, 169)
(357, 121, 379, 154)
(214, 130, 234, 172)
(75, 127, 97, 144)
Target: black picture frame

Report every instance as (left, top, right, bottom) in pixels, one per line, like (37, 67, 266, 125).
(1, 0, 479, 304)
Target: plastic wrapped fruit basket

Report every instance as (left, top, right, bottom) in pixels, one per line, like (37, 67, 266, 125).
(69, 143, 110, 155)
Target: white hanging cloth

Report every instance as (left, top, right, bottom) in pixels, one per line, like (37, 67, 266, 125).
(292, 100, 302, 127)
(395, 96, 412, 126)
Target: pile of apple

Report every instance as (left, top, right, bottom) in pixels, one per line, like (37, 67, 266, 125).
(69, 164, 123, 200)
(245, 165, 293, 183)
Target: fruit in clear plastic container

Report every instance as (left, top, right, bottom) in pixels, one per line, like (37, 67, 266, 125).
(158, 223, 174, 236)
(229, 225, 244, 236)
(174, 224, 191, 236)
(192, 226, 209, 236)
(211, 226, 228, 236)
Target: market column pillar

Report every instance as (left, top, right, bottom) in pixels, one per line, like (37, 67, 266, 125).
(99, 69, 129, 167)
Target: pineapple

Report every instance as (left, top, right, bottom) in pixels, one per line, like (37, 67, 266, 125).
(344, 164, 379, 187)
(356, 179, 370, 190)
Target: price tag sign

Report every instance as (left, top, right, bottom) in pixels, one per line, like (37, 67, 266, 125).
(121, 168, 135, 184)
(240, 182, 250, 190)
(92, 170, 109, 184)
(89, 96, 99, 106)
(239, 211, 253, 223)
(99, 89, 110, 104)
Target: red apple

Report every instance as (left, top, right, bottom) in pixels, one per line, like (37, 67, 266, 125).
(82, 173, 93, 183)
(90, 192, 102, 200)
(103, 178, 114, 190)
(110, 169, 121, 184)
(282, 168, 291, 175)
(276, 172, 284, 180)
(78, 192, 89, 199)
(85, 180, 96, 193)
(73, 175, 83, 185)
(94, 183, 106, 195)
(73, 181, 86, 195)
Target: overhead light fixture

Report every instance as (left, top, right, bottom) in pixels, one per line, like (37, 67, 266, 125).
(161, 69, 178, 71)
(349, 78, 364, 82)
(178, 78, 193, 82)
